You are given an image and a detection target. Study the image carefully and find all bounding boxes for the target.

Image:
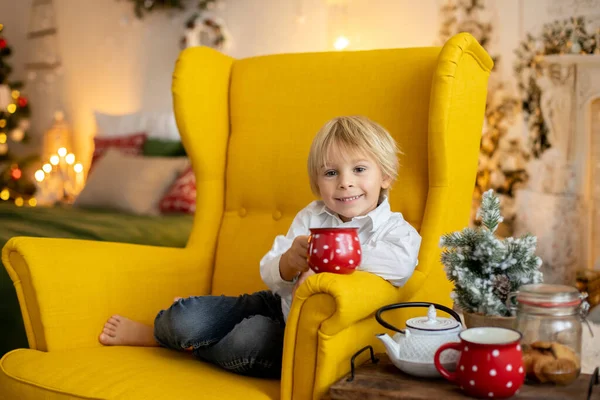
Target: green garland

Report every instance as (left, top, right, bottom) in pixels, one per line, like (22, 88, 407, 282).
(514, 17, 600, 157)
(126, 0, 219, 19)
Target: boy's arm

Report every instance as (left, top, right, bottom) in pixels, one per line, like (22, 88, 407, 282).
(260, 207, 311, 295)
(358, 219, 422, 287)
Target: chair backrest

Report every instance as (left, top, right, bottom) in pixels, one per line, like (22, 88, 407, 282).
(172, 33, 492, 296)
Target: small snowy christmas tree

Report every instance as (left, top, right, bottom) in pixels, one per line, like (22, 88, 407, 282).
(440, 190, 543, 316)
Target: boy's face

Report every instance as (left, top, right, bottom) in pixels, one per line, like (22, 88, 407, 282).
(317, 146, 391, 222)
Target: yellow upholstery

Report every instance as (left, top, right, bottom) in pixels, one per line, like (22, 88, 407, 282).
(1, 33, 492, 400)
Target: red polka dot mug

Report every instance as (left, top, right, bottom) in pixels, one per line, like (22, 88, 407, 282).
(307, 227, 361, 274)
(434, 327, 525, 399)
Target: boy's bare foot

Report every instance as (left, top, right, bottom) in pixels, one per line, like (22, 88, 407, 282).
(98, 315, 159, 347)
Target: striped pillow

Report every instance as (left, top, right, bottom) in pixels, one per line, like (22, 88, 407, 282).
(92, 132, 147, 168)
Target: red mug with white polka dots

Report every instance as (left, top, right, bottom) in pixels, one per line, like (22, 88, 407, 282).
(307, 227, 361, 274)
(434, 327, 525, 399)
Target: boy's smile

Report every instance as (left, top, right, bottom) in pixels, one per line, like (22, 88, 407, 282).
(336, 194, 364, 202)
(317, 146, 390, 222)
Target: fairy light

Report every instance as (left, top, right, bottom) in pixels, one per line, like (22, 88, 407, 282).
(36, 147, 86, 204)
(334, 36, 350, 51)
(14, 197, 24, 207)
(0, 133, 6, 144)
(11, 90, 19, 99)
(28, 198, 37, 207)
(11, 168, 22, 180)
(7, 104, 16, 114)
(0, 189, 9, 201)
(0, 119, 6, 128)
(34, 170, 45, 182)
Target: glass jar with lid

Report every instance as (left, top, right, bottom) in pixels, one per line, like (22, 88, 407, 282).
(509, 283, 589, 386)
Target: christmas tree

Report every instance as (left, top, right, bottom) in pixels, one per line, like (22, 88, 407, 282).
(0, 23, 36, 206)
(440, 190, 543, 317)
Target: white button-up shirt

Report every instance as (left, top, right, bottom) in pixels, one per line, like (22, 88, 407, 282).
(259, 197, 422, 321)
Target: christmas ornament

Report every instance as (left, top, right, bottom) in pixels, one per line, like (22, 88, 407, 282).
(9, 128, 24, 142)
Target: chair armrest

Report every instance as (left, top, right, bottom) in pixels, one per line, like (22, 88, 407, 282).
(293, 271, 401, 336)
(281, 271, 405, 400)
(2, 237, 210, 352)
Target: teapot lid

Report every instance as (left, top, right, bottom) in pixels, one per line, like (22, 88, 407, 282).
(405, 305, 461, 333)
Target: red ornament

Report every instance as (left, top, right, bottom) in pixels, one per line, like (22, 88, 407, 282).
(17, 97, 28, 107)
(11, 168, 22, 180)
(0, 39, 6, 49)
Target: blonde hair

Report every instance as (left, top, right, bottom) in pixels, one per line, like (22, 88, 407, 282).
(307, 115, 400, 197)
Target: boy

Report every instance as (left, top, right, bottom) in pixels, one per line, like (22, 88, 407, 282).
(99, 115, 421, 379)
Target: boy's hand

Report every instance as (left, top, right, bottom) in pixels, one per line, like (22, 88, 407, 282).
(292, 268, 316, 299)
(279, 235, 310, 281)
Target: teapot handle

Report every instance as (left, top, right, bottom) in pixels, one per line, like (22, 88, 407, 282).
(375, 302, 462, 334)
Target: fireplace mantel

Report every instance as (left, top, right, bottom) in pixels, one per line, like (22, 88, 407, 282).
(544, 54, 600, 66)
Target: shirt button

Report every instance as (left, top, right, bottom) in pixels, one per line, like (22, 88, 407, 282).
(238, 208, 247, 217)
(272, 210, 282, 221)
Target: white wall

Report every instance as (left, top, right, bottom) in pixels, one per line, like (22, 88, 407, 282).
(0, 0, 598, 166)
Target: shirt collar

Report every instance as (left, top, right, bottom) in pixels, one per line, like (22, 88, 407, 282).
(315, 196, 392, 232)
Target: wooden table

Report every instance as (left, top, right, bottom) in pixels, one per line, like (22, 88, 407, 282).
(325, 353, 599, 399)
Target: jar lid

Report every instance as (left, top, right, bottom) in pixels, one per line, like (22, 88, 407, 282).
(405, 305, 461, 333)
(516, 283, 582, 307)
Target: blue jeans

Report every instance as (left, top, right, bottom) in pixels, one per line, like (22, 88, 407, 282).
(153, 290, 285, 379)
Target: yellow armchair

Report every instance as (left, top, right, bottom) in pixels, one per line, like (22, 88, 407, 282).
(1, 33, 492, 400)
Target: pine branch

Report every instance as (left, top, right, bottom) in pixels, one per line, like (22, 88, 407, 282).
(477, 189, 503, 233)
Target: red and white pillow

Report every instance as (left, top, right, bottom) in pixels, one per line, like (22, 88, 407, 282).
(91, 132, 147, 168)
(159, 166, 196, 214)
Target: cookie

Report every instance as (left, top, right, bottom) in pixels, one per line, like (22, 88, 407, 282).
(550, 342, 581, 369)
(531, 341, 553, 350)
(532, 352, 555, 383)
(522, 350, 535, 375)
(541, 359, 578, 385)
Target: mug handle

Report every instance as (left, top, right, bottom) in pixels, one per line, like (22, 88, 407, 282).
(434, 341, 462, 382)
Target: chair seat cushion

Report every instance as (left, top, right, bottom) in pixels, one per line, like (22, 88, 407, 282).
(0, 347, 280, 400)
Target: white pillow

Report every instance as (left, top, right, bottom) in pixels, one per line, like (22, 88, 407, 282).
(74, 149, 189, 216)
(94, 110, 180, 141)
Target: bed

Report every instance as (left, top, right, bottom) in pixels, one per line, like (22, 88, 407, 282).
(0, 203, 193, 356)
(1, 109, 198, 355)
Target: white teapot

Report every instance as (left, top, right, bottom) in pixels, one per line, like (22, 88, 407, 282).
(375, 302, 462, 378)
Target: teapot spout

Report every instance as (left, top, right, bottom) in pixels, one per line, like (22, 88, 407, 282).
(376, 333, 399, 358)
